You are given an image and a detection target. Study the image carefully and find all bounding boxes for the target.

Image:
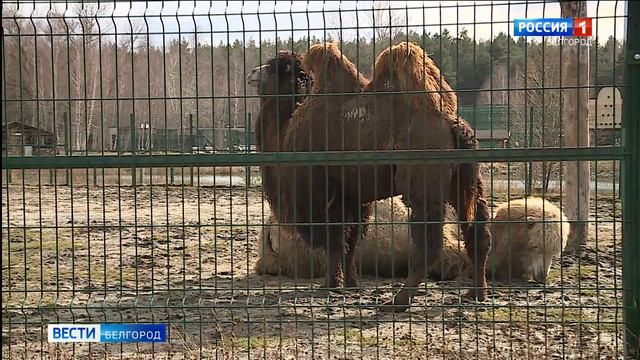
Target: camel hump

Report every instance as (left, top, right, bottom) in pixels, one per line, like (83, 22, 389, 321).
(304, 42, 366, 93)
(305, 42, 344, 73)
(373, 41, 458, 115)
(373, 41, 426, 88)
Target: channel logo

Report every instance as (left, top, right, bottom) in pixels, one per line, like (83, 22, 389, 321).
(514, 18, 592, 37)
(48, 323, 167, 343)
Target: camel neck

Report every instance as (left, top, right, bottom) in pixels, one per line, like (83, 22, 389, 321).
(255, 96, 299, 153)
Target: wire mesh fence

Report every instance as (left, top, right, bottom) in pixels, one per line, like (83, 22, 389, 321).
(1, 1, 638, 359)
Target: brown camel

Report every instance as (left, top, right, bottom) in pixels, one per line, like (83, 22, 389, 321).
(267, 41, 491, 312)
(247, 50, 373, 288)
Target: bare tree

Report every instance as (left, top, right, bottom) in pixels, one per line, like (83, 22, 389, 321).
(328, 1, 405, 48)
(53, 3, 114, 151)
(368, 1, 404, 43)
(512, 44, 564, 193)
(2, 5, 37, 128)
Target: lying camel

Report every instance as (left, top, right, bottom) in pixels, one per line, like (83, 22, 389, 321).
(488, 196, 569, 283)
(254, 196, 471, 281)
(255, 196, 568, 284)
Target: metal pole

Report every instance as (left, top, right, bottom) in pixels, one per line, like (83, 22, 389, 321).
(130, 114, 136, 187)
(189, 113, 194, 186)
(527, 106, 534, 194)
(246, 112, 251, 186)
(64, 111, 70, 185)
(622, 1, 640, 356)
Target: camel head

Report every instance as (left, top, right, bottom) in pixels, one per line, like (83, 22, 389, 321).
(247, 50, 310, 98)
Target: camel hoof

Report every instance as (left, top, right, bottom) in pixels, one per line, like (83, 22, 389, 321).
(315, 288, 343, 298)
(320, 279, 345, 294)
(342, 286, 360, 294)
(464, 288, 488, 302)
(344, 278, 359, 290)
(377, 299, 410, 313)
(377, 290, 412, 313)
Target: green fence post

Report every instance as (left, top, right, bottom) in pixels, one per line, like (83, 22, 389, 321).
(180, 118, 185, 185)
(50, 113, 56, 185)
(64, 112, 70, 185)
(130, 114, 136, 187)
(189, 113, 194, 187)
(622, 1, 640, 357)
(245, 112, 251, 187)
(526, 106, 534, 195)
(524, 107, 530, 194)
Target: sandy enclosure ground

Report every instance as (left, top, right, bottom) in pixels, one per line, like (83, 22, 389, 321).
(1, 184, 627, 359)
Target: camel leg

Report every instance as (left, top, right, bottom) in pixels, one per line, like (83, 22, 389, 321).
(317, 219, 346, 291)
(321, 242, 344, 290)
(462, 181, 491, 302)
(343, 229, 359, 288)
(254, 227, 280, 276)
(344, 204, 371, 288)
(380, 198, 444, 312)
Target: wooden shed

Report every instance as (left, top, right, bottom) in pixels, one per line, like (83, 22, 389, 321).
(1, 121, 57, 156)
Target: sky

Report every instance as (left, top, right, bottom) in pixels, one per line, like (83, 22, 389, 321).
(3, 1, 628, 45)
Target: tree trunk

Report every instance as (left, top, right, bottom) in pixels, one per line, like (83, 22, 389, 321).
(560, 1, 591, 252)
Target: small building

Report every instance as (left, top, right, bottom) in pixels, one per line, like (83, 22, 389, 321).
(458, 105, 511, 148)
(2, 121, 57, 156)
(588, 87, 622, 146)
(475, 129, 511, 149)
(588, 87, 622, 130)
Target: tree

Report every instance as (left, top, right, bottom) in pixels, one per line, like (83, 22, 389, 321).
(560, 1, 590, 252)
(368, 1, 405, 44)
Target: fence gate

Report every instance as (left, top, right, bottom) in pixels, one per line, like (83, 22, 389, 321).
(2, 1, 639, 359)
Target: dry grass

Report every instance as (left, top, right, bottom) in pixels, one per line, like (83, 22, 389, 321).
(1, 185, 627, 359)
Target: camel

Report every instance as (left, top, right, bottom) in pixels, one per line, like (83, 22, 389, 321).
(249, 47, 373, 293)
(247, 49, 371, 290)
(488, 197, 569, 283)
(255, 196, 569, 285)
(255, 197, 471, 281)
(261, 42, 492, 312)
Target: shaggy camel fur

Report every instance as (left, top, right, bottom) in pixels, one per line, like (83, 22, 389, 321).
(254, 197, 471, 281)
(268, 41, 491, 311)
(488, 197, 569, 283)
(255, 197, 568, 285)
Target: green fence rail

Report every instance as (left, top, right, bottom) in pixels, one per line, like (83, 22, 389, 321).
(0, 147, 628, 170)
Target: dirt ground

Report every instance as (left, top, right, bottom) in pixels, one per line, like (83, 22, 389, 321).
(1, 184, 628, 359)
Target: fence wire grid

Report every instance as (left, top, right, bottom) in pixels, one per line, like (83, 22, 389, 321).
(2, 1, 639, 359)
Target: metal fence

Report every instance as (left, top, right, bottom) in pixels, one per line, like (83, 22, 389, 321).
(1, 1, 638, 359)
